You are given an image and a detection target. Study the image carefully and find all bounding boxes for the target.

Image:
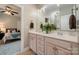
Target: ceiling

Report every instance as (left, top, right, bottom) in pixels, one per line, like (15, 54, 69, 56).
(0, 4, 74, 17)
(34, 4, 74, 16)
(0, 4, 21, 17)
(34, 4, 45, 9)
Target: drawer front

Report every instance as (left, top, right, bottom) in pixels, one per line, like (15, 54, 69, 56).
(72, 43, 79, 55)
(29, 33, 36, 38)
(57, 46, 72, 55)
(45, 37, 72, 50)
(37, 35, 44, 41)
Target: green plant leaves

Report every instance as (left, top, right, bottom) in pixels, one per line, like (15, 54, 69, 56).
(40, 23, 56, 34)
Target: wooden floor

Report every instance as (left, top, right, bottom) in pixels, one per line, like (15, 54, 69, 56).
(17, 49, 36, 55)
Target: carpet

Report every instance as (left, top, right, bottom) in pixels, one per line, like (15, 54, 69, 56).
(0, 40, 21, 55)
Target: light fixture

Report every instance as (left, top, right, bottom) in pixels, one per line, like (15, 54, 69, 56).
(4, 11, 11, 15)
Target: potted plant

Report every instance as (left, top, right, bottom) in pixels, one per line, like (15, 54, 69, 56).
(40, 23, 56, 34)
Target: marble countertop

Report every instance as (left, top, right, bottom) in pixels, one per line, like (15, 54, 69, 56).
(29, 30, 79, 43)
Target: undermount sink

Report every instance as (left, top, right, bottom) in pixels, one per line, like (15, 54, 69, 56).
(57, 32, 63, 35)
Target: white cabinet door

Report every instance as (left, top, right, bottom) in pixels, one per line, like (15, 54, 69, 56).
(29, 34, 37, 52)
(45, 36, 72, 55)
(37, 35, 45, 55)
(45, 42, 56, 55)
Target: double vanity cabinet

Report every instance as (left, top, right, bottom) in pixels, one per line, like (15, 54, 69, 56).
(29, 31, 79, 55)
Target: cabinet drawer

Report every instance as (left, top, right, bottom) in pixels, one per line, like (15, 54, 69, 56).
(57, 46, 72, 55)
(45, 37, 72, 50)
(29, 33, 36, 38)
(37, 35, 44, 41)
(29, 33, 36, 42)
(72, 43, 79, 55)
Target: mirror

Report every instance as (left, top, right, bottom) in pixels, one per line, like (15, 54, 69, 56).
(60, 4, 74, 30)
(34, 4, 79, 32)
(45, 4, 79, 31)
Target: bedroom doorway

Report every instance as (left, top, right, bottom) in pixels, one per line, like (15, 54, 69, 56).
(0, 4, 21, 55)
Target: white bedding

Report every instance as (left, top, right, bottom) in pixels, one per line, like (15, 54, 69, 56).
(2, 32, 20, 43)
(2, 33, 12, 43)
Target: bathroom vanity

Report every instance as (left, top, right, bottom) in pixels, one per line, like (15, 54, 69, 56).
(28, 4, 79, 55)
(28, 31, 79, 55)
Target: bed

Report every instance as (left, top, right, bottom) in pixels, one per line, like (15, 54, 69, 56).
(2, 28, 21, 43)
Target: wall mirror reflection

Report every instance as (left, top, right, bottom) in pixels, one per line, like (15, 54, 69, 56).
(33, 4, 79, 32)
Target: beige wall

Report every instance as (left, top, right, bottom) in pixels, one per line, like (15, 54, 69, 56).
(17, 20, 21, 30)
(0, 14, 21, 32)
